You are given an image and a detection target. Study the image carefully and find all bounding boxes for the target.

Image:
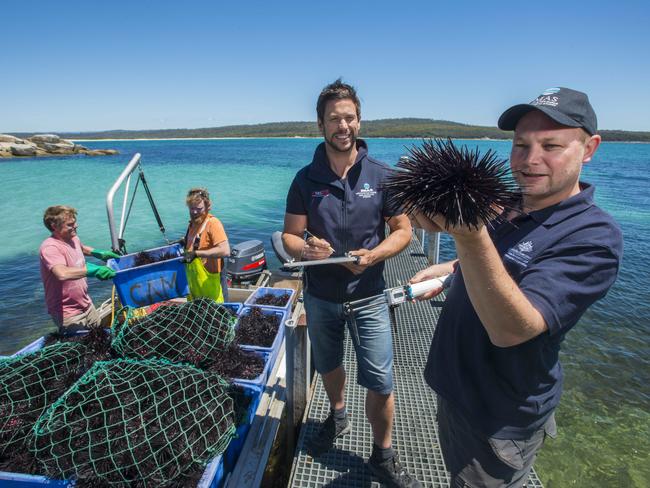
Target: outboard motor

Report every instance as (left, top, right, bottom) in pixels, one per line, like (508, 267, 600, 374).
(226, 240, 267, 285)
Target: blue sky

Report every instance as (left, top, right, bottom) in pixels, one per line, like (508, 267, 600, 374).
(2, 1, 648, 132)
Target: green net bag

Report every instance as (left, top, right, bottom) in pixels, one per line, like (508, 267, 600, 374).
(0, 342, 86, 456)
(43, 327, 114, 371)
(32, 358, 236, 486)
(112, 297, 237, 367)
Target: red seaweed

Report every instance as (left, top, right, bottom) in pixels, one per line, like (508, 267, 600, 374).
(253, 292, 290, 307)
(206, 343, 265, 380)
(236, 308, 280, 348)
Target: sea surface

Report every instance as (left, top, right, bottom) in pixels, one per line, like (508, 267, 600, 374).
(1, 138, 648, 487)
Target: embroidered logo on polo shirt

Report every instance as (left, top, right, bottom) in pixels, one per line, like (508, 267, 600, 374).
(311, 190, 330, 198)
(518, 241, 533, 253)
(356, 182, 377, 199)
(505, 241, 534, 267)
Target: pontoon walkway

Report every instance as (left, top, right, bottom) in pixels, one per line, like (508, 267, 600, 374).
(288, 237, 544, 487)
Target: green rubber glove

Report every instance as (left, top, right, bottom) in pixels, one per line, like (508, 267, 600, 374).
(90, 249, 121, 261)
(86, 262, 116, 280)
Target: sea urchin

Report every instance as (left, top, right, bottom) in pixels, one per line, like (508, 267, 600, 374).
(383, 138, 520, 230)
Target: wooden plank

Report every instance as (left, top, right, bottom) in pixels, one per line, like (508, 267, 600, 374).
(226, 287, 255, 303)
(285, 302, 310, 461)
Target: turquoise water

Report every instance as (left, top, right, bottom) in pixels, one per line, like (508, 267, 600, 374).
(1, 138, 648, 486)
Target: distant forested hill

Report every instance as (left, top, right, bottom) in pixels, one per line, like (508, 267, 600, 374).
(13, 118, 650, 142)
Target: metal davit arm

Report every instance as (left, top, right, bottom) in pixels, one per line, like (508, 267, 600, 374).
(106, 153, 141, 253)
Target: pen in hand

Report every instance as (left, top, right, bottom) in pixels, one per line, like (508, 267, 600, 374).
(304, 229, 335, 254)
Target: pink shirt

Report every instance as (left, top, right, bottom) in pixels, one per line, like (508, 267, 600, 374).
(39, 235, 91, 321)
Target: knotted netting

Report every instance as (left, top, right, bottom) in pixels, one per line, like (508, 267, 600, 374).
(112, 297, 237, 367)
(43, 327, 115, 371)
(0, 342, 86, 456)
(32, 358, 236, 486)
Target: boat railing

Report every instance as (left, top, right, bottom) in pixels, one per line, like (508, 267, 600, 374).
(415, 228, 441, 264)
(106, 152, 142, 252)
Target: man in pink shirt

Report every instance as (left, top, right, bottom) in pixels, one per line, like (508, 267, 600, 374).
(39, 205, 118, 332)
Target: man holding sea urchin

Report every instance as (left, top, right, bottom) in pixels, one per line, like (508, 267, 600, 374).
(410, 88, 623, 487)
(282, 79, 419, 487)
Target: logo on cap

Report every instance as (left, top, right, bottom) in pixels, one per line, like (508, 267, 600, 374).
(532, 94, 560, 107)
(498, 86, 596, 135)
(542, 87, 561, 95)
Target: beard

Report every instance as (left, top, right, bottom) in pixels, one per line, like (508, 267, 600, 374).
(324, 129, 357, 154)
(190, 212, 208, 225)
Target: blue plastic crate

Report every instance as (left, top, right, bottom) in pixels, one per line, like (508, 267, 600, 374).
(107, 243, 189, 308)
(196, 454, 226, 488)
(223, 383, 264, 471)
(237, 306, 287, 368)
(4, 330, 227, 488)
(231, 350, 271, 390)
(244, 287, 295, 312)
(12, 336, 47, 356)
(222, 302, 243, 316)
(0, 343, 69, 484)
(0, 472, 70, 487)
(0, 455, 225, 488)
(11, 330, 112, 357)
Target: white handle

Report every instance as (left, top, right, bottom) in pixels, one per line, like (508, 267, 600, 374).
(406, 274, 450, 299)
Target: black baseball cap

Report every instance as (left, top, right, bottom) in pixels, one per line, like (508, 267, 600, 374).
(498, 87, 597, 135)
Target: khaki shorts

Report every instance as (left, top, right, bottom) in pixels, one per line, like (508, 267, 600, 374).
(53, 303, 101, 333)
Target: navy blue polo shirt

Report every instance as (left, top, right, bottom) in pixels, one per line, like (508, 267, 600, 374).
(285, 140, 400, 302)
(424, 183, 622, 439)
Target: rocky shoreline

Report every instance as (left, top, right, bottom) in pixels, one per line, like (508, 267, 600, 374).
(0, 134, 118, 158)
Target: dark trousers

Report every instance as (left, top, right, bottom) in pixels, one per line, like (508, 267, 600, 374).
(436, 395, 556, 488)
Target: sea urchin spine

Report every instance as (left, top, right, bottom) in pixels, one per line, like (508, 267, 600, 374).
(383, 138, 520, 230)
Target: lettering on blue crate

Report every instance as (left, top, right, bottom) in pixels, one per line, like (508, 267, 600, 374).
(129, 272, 178, 307)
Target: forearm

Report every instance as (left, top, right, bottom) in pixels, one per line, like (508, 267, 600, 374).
(423, 260, 457, 277)
(454, 229, 547, 347)
(52, 265, 88, 281)
(281, 232, 306, 260)
(368, 226, 412, 263)
(360, 214, 413, 265)
(82, 244, 93, 256)
(195, 241, 230, 259)
(409, 260, 457, 300)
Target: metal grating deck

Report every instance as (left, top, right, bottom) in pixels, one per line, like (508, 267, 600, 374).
(289, 238, 543, 487)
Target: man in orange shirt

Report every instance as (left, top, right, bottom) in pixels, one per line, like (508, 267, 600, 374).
(183, 188, 230, 302)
